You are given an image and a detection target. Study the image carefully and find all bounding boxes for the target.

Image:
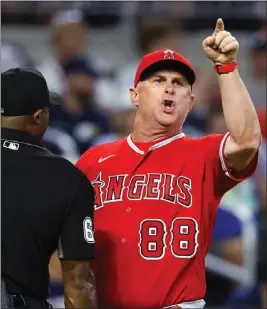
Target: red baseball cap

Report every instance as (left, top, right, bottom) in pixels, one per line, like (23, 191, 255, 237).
(134, 49, 196, 87)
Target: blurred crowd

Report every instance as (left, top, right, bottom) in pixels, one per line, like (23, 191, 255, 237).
(1, 2, 266, 308)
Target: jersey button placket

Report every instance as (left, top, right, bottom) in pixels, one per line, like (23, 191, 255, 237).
(122, 207, 131, 243)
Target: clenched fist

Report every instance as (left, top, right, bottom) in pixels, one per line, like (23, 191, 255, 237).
(202, 18, 239, 64)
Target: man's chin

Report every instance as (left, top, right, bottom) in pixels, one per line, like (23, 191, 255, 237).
(156, 115, 178, 127)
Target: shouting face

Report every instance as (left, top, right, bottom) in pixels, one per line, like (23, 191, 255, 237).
(130, 70, 195, 129)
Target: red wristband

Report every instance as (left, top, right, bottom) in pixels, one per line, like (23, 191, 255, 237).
(214, 61, 238, 74)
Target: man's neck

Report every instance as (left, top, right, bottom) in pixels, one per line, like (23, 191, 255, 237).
(131, 122, 183, 143)
(1, 118, 27, 132)
(1, 121, 41, 141)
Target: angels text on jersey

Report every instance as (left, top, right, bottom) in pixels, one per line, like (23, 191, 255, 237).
(92, 172, 192, 210)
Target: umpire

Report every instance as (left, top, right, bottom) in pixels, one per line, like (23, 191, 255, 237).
(1, 68, 97, 308)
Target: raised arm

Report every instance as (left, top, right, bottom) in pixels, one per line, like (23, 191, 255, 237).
(203, 18, 261, 172)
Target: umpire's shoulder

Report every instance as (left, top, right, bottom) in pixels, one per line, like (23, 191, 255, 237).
(43, 152, 91, 186)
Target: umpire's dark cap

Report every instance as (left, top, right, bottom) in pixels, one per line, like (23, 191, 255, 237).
(1, 67, 62, 116)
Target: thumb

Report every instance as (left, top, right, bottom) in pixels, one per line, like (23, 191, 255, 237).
(202, 36, 216, 48)
(213, 18, 224, 36)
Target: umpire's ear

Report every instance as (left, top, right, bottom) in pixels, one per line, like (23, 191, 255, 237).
(33, 108, 44, 124)
(129, 87, 139, 107)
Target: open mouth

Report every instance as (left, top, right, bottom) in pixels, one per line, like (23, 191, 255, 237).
(162, 100, 175, 113)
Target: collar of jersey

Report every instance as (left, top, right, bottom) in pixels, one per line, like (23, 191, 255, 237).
(1, 128, 46, 150)
(127, 132, 185, 154)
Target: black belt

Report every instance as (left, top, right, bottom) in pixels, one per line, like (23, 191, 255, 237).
(9, 294, 52, 308)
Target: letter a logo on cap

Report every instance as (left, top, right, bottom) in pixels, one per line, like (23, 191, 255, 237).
(164, 49, 175, 59)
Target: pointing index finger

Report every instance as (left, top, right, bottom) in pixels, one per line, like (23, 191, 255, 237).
(213, 18, 224, 36)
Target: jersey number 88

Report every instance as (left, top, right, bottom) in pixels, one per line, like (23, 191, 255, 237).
(139, 217, 199, 260)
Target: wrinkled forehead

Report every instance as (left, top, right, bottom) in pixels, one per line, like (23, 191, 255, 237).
(150, 69, 187, 79)
(138, 69, 189, 87)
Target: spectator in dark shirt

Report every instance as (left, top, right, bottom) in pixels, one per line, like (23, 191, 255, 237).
(46, 55, 111, 155)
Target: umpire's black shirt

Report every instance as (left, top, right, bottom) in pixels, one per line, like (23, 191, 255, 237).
(1, 128, 95, 300)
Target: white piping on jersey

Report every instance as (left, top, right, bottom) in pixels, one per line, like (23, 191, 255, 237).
(127, 135, 144, 154)
(127, 132, 185, 155)
(219, 132, 239, 181)
(163, 299, 205, 309)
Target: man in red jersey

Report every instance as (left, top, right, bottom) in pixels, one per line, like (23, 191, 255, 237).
(76, 18, 261, 309)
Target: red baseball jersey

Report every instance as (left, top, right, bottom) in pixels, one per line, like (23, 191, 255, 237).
(76, 132, 258, 309)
